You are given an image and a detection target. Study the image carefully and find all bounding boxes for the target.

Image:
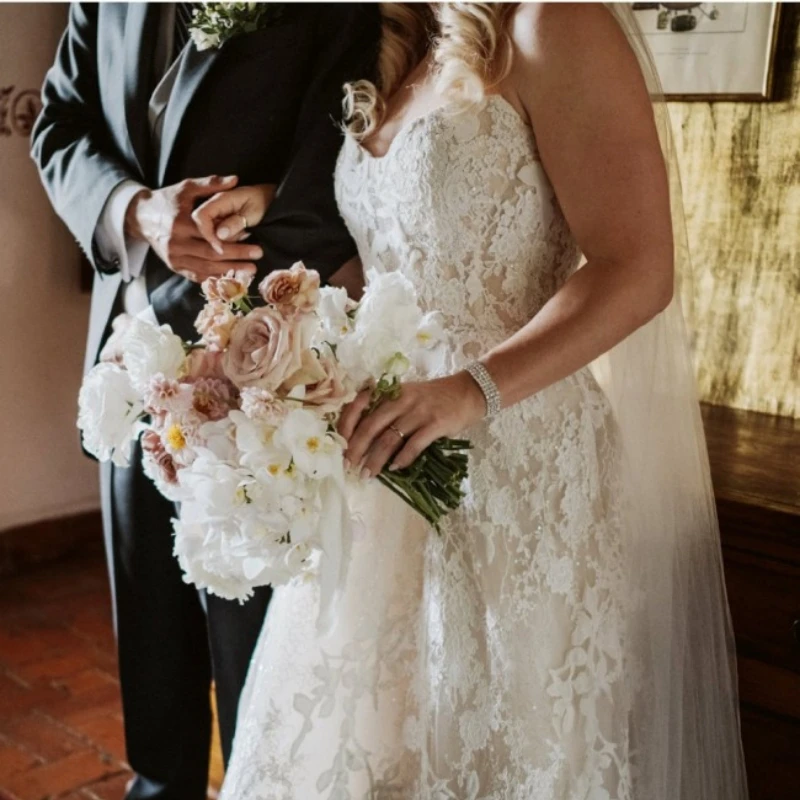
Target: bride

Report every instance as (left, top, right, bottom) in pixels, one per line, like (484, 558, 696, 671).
(219, 4, 748, 798)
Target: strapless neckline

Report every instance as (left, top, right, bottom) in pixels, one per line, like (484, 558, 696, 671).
(348, 93, 532, 165)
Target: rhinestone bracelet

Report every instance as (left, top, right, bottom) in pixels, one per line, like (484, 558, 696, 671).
(465, 361, 502, 417)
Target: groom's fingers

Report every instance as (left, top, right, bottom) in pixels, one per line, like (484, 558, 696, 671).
(183, 238, 263, 263)
(182, 174, 239, 201)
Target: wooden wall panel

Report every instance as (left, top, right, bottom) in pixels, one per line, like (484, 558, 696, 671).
(670, 8, 799, 418)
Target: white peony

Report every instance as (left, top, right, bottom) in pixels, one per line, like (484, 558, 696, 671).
(77, 363, 144, 467)
(177, 454, 255, 520)
(335, 269, 430, 382)
(121, 318, 186, 394)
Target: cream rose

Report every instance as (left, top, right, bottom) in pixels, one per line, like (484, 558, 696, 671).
(201, 269, 252, 304)
(195, 301, 239, 350)
(259, 262, 320, 316)
(222, 306, 305, 391)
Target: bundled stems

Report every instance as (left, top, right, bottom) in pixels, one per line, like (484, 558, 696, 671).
(376, 437, 471, 532)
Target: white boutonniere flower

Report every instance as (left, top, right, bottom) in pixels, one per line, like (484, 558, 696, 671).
(189, 2, 287, 52)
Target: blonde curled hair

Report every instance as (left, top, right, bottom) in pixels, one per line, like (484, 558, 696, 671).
(344, 3, 519, 142)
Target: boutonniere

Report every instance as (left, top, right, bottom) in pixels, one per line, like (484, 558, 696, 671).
(189, 2, 287, 51)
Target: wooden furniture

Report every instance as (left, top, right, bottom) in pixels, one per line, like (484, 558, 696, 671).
(702, 403, 800, 800)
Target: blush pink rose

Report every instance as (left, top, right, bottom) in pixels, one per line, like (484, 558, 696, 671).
(222, 306, 305, 391)
(184, 348, 226, 381)
(259, 262, 320, 316)
(302, 355, 357, 415)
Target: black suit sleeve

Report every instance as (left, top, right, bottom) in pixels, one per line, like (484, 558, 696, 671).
(251, 4, 380, 279)
(30, 3, 133, 272)
(149, 3, 380, 340)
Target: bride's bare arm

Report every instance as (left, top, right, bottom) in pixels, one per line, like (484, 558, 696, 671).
(482, 3, 673, 407)
(341, 4, 674, 476)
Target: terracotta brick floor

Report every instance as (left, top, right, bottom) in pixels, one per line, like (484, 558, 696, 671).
(0, 547, 223, 799)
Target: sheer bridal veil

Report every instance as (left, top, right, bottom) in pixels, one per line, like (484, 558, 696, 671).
(598, 6, 748, 798)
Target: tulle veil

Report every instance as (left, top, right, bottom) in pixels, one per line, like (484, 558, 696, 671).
(596, 6, 748, 798)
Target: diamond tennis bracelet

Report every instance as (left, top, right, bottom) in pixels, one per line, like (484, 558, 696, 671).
(465, 361, 502, 417)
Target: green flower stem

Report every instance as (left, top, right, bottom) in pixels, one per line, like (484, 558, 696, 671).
(374, 436, 473, 532)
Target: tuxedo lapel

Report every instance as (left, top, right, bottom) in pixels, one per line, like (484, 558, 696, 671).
(123, 3, 160, 180)
(157, 44, 221, 186)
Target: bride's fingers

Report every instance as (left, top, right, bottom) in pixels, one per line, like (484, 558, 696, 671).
(360, 415, 421, 478)
(338, 390, 372, 442)
(389, 426, 438, 472)
(216, 213, 249, 242)
(191, 192, 229, 254)
(345, 402, 406, 469)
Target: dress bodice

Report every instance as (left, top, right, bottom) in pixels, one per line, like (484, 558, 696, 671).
(334, 94, 583, 364)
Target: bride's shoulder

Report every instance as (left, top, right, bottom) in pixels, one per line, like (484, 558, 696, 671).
(508, 3, 628, 60)
(506, 3, 643, 98)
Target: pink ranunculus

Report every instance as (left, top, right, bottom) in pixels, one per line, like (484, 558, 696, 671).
(194, 301, 239, 351)
(141, 428, 179, 485)
(143, 374, 193, 414)
(191, 377, 236, 421)
(258, 262, 320, 316)
(201, 269, 253, 304)
(222, 306, 306, 391)
(302, 355, 357, 415)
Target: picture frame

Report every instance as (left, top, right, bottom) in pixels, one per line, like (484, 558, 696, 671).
(631, 2, 783, 100)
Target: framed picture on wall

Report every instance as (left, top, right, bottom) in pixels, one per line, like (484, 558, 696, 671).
(631, 2, 783, 100)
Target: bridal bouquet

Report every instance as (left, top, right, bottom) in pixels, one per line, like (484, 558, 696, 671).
(78, 264, 469, 614)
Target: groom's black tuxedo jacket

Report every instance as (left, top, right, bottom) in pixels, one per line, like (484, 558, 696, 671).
(32, 3, 379, 372)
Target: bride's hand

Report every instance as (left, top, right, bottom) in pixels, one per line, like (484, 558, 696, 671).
(192, 183, 277, 255)
(338, 372, 486, 479)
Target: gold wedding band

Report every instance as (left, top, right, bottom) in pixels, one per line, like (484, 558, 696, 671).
(389, 424, 405, 440)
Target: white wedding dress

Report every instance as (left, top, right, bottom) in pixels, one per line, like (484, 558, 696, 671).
(220, 94, 639, 799)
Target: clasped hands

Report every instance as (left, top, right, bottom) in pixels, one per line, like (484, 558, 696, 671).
(124, 175, 275, 282)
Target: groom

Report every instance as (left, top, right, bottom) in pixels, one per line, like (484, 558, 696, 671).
(32, 3, 378, 798)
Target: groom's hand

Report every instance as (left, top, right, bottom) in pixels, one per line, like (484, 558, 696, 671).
(124, 175, 262, 283)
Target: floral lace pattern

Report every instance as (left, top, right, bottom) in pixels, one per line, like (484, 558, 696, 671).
(221, 95, 636, 800)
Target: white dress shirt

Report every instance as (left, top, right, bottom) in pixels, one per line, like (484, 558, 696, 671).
(93, 4, 184, 320)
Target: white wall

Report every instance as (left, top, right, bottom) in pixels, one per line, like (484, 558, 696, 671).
(0, 3, 100, 531)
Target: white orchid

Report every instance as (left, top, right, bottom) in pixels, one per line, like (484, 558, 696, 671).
(273, 408, 345, 479)
(313, 286, 354, 348)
